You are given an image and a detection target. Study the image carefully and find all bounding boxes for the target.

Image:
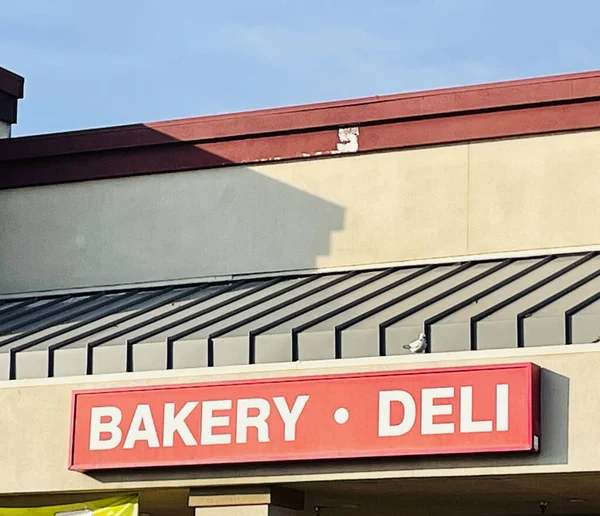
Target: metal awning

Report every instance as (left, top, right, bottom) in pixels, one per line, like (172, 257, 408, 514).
(1, 251, 599, 381)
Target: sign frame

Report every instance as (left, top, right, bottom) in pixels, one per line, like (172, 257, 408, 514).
(69, 362, 540, 471)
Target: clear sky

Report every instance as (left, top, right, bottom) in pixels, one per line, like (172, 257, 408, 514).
(3, 0, 600, 137)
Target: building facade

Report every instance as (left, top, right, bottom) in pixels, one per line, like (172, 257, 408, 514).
(1, 68, 600, 516)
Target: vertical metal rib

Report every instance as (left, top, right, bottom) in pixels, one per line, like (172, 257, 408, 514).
(166, 276, 320, 368)
(565, 291, 600, 344)
(379, 260, 511, 355)
(0, 298, 43, 324)
(335, 263, 473, 359)
(0, 293, 106, 349)
(516, 267, 600, 348)
(8, 291, 141, 380)
(122, 282, 241, 372)
(88, 284, 211, 350)
(249, 268, 399, 362)
(291, 266, 435, 362)
(122, 279, 278, 371)
(0, 297, 74, 333)
(84, 284, 210, 373)
(47, 287, 176, 377)
(470, 252, 596, 350)
(84, 286, 220, 375)
(124, 279, 281, 370)
(0, 297, 41, 316)
(423, 256, 553, 350)
(128, 280, 281, 366)
(206, 272, 358, 365)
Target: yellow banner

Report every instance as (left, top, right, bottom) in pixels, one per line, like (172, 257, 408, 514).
(0, 496, 138, 516)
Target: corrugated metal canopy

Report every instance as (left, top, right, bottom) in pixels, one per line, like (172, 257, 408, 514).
(1, 251, 599, 381)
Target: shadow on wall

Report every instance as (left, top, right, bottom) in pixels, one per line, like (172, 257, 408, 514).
(0, 126, 346, 293)
(537, 368, 569, 465)
(88, 368, 569, 487)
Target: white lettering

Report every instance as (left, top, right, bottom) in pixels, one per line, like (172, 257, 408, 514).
(460, 386, 492, 433)
(378, 390, 416, 437)
(163, 401, 199, 447)
(496, 384, 509, 431)
(201, 400, 232, 445)
(89, 406, 122, 451)
(87, 382, 513, 452)
(236, 398, 271, 444)
(273, 395, 309, 442)
(123, 404, 160, 449)
(422, 387, 454, 435)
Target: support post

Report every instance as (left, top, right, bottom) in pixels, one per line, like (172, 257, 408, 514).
(189, 486, 304, 516)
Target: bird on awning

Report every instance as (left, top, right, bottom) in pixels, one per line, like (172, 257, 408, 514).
(403, 332, 427, 353)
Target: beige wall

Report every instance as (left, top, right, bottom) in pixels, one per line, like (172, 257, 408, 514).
(2, 130, 600, 293)
(2, 343, 600, 495)
(468, 131, 600, 254)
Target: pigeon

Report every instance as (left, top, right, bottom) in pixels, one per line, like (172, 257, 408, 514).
(403, 332, 427, 353)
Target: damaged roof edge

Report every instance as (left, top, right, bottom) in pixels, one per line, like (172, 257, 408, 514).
(3, 69, 600, 189)
(4, 69, 600, 156)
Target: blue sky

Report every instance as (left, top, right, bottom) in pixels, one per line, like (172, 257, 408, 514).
(3, 0, 600, 136)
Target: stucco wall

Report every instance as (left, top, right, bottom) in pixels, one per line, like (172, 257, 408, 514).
(1, 130, 600, 293)
(2, 343, 600, 495)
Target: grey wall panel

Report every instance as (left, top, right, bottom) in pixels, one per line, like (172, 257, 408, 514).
(477, 319, 517, 350)
(341, 328, 380, 359)
(297, 330, 336, 362)
(212, 336, 249, 367)
(54, 347, 87, 378)
(131, 341, 168, 373)
(253, 333, 292, 365)
(172, 338, 209, 370)
(93, 345, 127, 375)
(524, 316, 565, 347)
(572, 311, 600, 344)
(430, 322, 470, 353)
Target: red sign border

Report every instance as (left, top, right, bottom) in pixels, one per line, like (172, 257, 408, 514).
(69, 362, 540, 471)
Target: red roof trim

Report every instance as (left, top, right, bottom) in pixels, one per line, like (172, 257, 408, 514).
(2, 69, 600, 189)
(4, 69, 600, 160)
(0, 66, 24, 100)
(3, 99, 600, 190)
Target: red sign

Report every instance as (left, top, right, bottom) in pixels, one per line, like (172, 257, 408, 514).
(69, 363, 540, 470)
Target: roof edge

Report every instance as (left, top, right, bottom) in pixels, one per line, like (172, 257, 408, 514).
(3, 69, 600, 189)
(0, 66, 25, 100)
(3, 68, 600, 161)
(3, 244, 598, 300)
